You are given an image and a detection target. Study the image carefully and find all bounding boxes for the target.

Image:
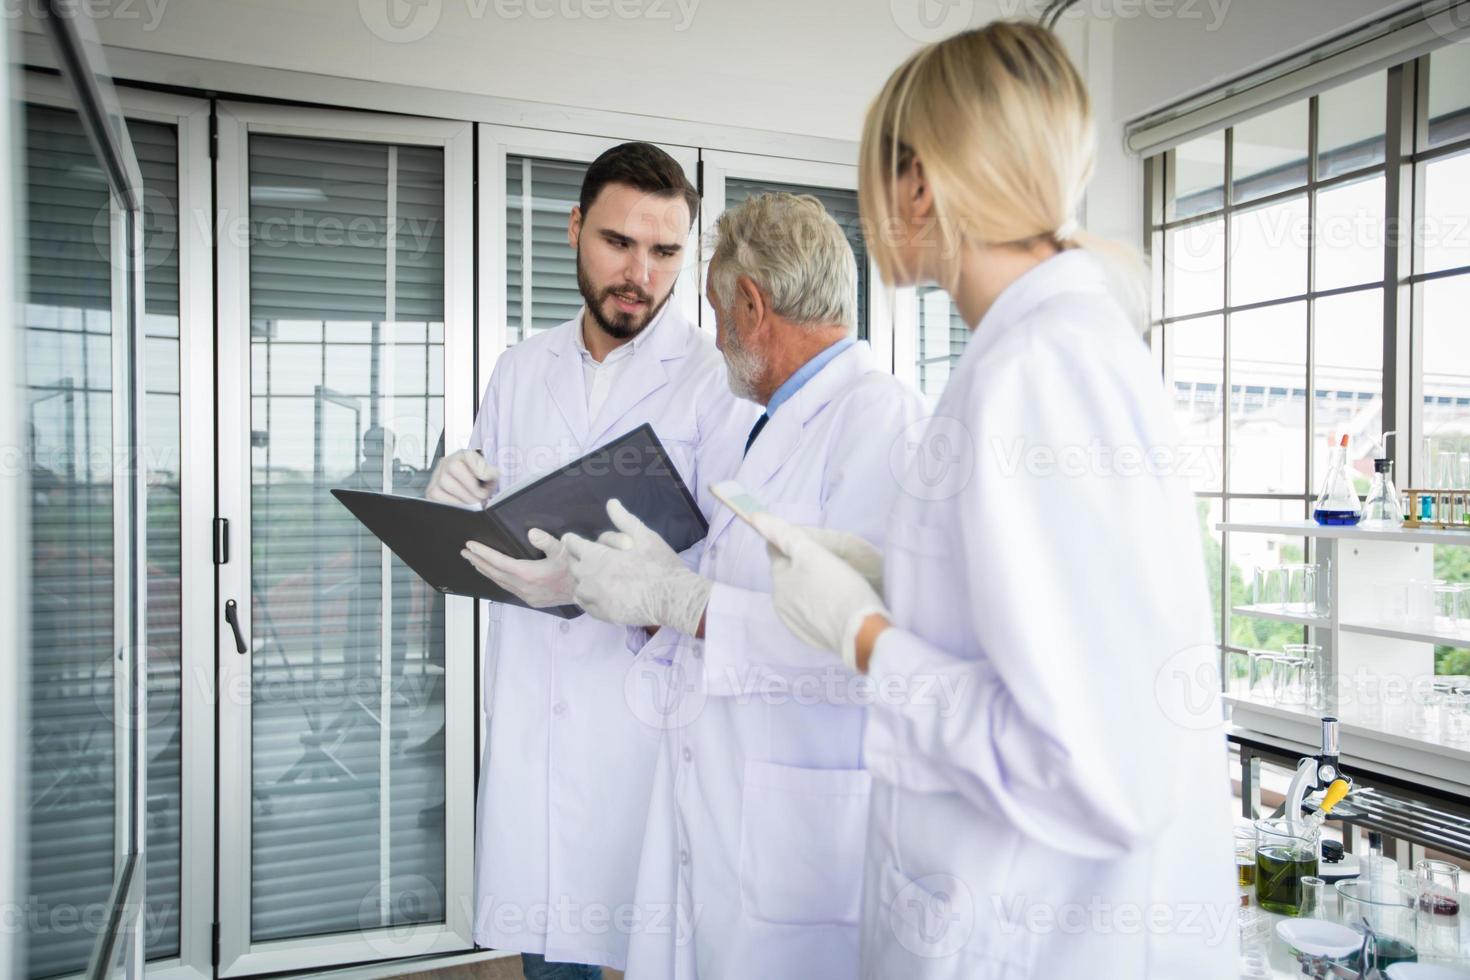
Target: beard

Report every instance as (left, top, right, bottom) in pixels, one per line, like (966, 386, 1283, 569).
(719, 318, 765, 403)
(577, 246, 674, 341)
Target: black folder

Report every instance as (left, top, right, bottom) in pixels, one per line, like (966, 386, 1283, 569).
(332, 424, 707, 619)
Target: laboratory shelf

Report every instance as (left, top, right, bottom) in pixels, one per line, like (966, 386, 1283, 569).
(1231, 604, 1329, 628)
(1340, 620, 1470, 649)
(1218, 519, 1470, 547)
(1218, 519, 1470, 786)
(1225, 694, 1470, 785)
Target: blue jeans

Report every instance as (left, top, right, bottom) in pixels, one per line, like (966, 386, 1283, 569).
(520, 952, 603, 980)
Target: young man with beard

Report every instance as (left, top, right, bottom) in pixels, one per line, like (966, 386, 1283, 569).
(425, 142, 756, 979)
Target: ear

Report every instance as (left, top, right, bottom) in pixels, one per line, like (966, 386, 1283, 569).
(902, 157, 934, 224)
(734, 275, 766, 333)
(567, 206, 583, 250)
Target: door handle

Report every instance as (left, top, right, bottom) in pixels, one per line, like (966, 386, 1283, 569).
(225, 599, 247, 654)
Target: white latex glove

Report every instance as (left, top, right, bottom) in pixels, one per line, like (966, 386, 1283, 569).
(562, 499, 712, 636)
(428, 448, 498, 507)
(800, 526, 885, 595)
(753, 512, 889, 672)
(461, 528, 575, 609)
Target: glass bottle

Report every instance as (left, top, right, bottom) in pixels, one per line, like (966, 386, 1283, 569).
(1314, 435, 1362, 526)
(1361, 458, 1403, 528)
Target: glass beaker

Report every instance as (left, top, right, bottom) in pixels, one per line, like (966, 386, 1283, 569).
(1300, 875, 1328, 920)
(1255, 818, 1319, 915)
(1286, 564, 1319, 615)
(1336, 879, 1419, 967)
(1433, 584, 1462, 634)
(1234, 826, 1257, 889)
(1406, 579, 1444, 630)
(1248, 651, 1279, 703)
(1253, 566, 1288, 608)
(1415, 859, 1461, 961)
(1405, 677, 1445, 738)
(1283, 643, 1323, 708)
(1445, 692, 1470, 745)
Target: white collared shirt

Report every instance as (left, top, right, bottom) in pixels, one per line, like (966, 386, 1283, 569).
(573, 306, 658, 419)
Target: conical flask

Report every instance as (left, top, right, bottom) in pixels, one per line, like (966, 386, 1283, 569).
(1313, 435, 1362, 526)
(1361, 458, 1402, 528)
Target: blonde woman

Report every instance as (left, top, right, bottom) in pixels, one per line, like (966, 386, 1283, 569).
(755, 22, 1238, 979)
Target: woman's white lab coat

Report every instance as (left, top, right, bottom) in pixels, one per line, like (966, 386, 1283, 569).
(859, 251, 1238, 978)
(468, 307, 755, 970)
(623, 343, 926, 980)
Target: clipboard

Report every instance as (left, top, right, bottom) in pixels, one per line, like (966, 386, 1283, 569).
(332, 424, 708, 619)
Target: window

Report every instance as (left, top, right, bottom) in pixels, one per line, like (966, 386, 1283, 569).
(723, 176, 870, 340)
(913, 286, 969, 402)
(506, 155, 588, 344)
(697, 151, 892, 370)
(1150, 44, 1470, 707)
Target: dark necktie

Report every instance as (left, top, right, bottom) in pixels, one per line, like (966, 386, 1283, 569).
(743, 413, 769, 457)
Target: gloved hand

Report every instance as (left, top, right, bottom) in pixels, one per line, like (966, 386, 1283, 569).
(753, 513, 889, 672)
(562, 499, 712, 637)
(428, 449, 498, 507)
(461, 528, 575, 609)
(799, 526, 885, 595)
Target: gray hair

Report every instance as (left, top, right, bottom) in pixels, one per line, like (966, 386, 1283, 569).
(706, 192, 857, 331)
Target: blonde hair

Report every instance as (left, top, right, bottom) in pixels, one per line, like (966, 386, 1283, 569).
(860, 21, 1141, 317)
(707, 192, 857, 332)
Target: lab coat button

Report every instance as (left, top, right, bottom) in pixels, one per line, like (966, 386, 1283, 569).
(553, 701, 567, 716)
(679, 849, 689, 865)
(682, 746, 692, 763)
(559, 621, 570, 634)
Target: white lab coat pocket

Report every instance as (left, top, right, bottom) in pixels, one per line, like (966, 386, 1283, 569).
(885, 515, 951, 560)
(738, 760, 871, 926)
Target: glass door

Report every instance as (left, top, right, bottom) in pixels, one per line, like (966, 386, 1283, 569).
(18, 10, 149, 977)
(20, 75, 214, 980)
(215, 103, 475, 977)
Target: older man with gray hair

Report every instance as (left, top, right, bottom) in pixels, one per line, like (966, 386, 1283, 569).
(560, 193, 926, 979)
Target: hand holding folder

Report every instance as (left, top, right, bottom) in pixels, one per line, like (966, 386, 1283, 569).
(332, 424, 708, 619)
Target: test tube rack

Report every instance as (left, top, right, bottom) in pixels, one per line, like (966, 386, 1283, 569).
(1401, 488, 1470, 530)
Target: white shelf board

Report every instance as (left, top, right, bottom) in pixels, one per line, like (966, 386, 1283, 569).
(1232, 604, 1330, 628)
(1225, 694, 1470, 786)
(1217, 519, 1470, 547)
(1341, 620, 1470, 649)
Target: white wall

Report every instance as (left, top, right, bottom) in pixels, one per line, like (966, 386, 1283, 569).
(73, 0, 959, 145)
(57, 0, 1413, 260)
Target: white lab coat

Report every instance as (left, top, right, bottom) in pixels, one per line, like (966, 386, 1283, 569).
(859, 251, 1238, 978)
(468, 306, 756, 969)
(622, 342, 927, 980)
